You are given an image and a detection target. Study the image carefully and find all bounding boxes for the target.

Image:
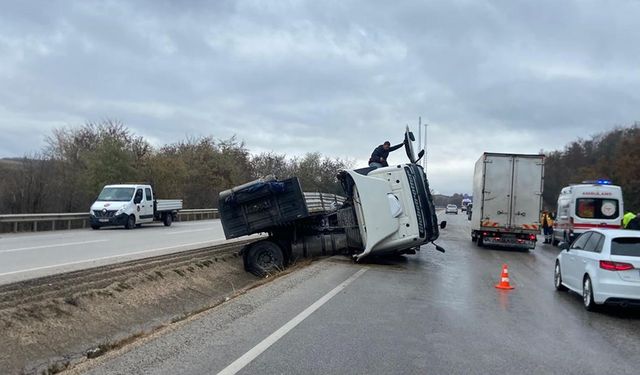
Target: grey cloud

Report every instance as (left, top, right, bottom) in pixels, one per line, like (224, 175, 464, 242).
(1, 0, 639, 195)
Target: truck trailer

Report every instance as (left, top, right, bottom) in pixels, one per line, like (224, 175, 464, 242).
(218, 127, 446, 276)
(470, 153, 544, 250)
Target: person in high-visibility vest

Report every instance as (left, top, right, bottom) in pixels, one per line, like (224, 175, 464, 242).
(541, 210, 554, 244)
(623, 211, 637, 229)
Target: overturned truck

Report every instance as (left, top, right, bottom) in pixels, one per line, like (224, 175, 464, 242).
(219, 127, 445, 276)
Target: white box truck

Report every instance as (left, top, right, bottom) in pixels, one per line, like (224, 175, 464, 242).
(90, 184, 182, 229)
(470, 153, 544, 250)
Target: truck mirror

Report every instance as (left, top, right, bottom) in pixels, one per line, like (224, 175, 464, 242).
(440, 221, 447, 229)
(408, 131, 415, 141)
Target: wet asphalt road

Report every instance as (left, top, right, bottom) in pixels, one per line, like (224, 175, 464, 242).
(74, 213, 640, 374)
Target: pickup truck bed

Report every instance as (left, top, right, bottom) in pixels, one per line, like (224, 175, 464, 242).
(218, 177, 345, 239)
(155, 199, 183, 212)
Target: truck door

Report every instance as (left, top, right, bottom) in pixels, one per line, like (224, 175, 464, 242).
(482, 155, 513, 228)
(511, 156, 544, 229)
(140, 187, 154, 223)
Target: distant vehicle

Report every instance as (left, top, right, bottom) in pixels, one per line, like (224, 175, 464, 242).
(470, 153, 544, 250)
(461, 198, 472, 212)
(555, 229, 640, 311)
(445, 204, 458, 214)
(552, 180, 624, 245)
(90, 184, 182, 229)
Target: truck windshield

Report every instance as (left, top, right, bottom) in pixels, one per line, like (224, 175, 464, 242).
(575, 198, 619, 219)
(97, 187, 135, 202)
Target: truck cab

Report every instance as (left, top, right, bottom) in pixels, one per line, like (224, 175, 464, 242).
(90, 184, 181, 229)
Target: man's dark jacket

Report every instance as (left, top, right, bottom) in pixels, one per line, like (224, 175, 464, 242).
(368, 143, 403, 166)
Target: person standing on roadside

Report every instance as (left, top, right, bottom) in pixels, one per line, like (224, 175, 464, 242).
(623, 211, 637, 229)
(368, 140, 403, 168)
(541, 210, 554, 244)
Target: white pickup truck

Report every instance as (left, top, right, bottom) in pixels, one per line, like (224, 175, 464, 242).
(90, 184, 182, 230)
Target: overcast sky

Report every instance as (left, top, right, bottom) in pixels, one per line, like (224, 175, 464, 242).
(1, 0, 639, 195)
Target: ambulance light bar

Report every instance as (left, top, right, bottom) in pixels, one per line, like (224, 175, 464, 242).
(581, 179, 612, 185)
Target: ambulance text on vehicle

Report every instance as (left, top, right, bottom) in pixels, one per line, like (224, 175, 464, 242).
(552, 180, 624, 245)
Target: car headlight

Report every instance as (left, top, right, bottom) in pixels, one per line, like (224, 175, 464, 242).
(89, 210, 95, 216)
(115, 206, 126, 215)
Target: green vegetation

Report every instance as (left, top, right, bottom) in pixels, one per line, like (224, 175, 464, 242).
(543, 124, 640, 212)
(0, 120, 352, 213)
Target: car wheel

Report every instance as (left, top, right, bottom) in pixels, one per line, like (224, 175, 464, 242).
(554, 262, 567, 291)
(91, 225, 100, 230)
(583, 276, 598, 311)
(552, 235, 559, 246)
(125, 215, 135, 230)
(244, 240, 284, 277)
(163, 213, 173, 226)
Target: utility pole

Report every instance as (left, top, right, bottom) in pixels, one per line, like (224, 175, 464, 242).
(418, 116, 422, 150)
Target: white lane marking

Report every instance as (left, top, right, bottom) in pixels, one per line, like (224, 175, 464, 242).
(0, 238, 229, 277)
(0, 240, 108, 254)
(217, 267, 369, 375)
(165, 228, 214, 235)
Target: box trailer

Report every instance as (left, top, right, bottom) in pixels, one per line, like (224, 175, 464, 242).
(470, 153, 544, 250)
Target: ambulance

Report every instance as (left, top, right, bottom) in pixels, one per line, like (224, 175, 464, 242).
(552, 180, 624, 245)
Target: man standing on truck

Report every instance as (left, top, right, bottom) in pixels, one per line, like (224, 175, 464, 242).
(369, 140, 403, 168)
(541, 210, 554, 243)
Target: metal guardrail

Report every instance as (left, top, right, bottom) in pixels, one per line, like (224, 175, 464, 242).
(0, 192, 346, 233)
(0, 209, 219, 233)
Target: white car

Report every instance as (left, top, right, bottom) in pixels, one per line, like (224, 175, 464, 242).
(445, 204, 458, 214)
(554, 229, 640, 311)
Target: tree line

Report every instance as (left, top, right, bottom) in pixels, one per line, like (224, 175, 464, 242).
(0, 120, 351, 214)
(542, 124, 640, 212)
(1, 121, 638, 215)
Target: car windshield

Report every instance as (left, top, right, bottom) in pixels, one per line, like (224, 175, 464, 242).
(611, 237, 640, 257)
(97, 187, 135, 202)
(575, 198, 619, 219)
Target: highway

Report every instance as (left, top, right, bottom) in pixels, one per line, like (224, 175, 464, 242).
(71, 213, 640, 375)
(0, 219, 255, 285)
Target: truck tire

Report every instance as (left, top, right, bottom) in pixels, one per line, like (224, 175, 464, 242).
(163, 213, 172, 227)
(476, 234, 483, 247)
(244, 240, 284, 277)
(125, 215, 135, 230)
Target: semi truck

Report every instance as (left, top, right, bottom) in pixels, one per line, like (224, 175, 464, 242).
(218, 127, 446, 276)
(470, 153, 544, 250)
(90, 184, 183, 229)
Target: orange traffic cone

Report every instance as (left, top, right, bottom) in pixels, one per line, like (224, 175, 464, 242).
(495, 264, 514, 290)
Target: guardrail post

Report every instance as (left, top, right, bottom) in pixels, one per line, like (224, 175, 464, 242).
(82, 219, 86, 229)
(33, 222, 38, 232)
(68, 220, 72, 230)
(52, 220, 56, 231)
(14, 222, 18, 233)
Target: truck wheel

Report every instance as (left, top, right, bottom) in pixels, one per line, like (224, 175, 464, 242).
(245, 240, 284, 277)
(163, 213, 173, 226)
(476, 235, 483, 247)
(125, 215, 135, 230)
